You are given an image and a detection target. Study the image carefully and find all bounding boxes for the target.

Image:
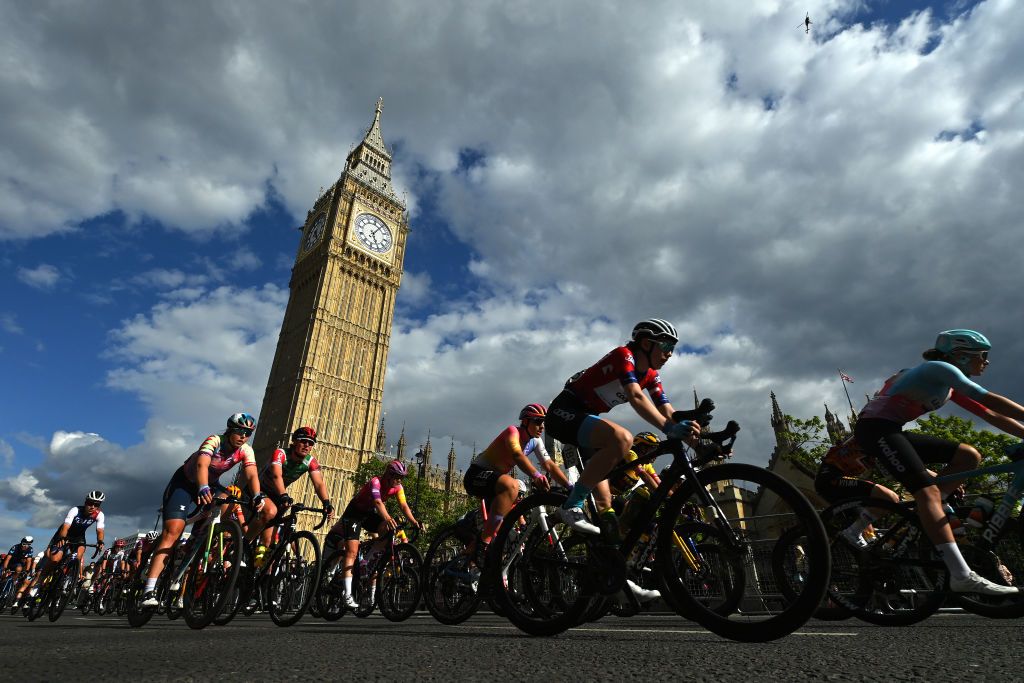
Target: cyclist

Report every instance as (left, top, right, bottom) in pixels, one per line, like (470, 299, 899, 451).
(853, 329, 1024, 595)
(330, 459, 421, 609)
(545, 319, 699, 534)
(254, 426, 335, 563)
(464, 404, 553, 545)
(132, 531, 160, 569)
(24, 491, 106, 600)
(141, 413, 268, 607)
(4, 536, 34, 608)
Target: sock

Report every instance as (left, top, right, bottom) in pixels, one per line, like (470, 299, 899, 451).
(563, 483, 593, 509)
(144, 578, 157, 592)
(935, 542, 971, 580)
(343, 576, 353, 595)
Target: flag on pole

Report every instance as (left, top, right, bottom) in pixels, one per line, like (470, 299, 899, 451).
(839, 371, 854, 383)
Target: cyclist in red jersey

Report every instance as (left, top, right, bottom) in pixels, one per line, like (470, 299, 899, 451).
(545, 319, 699, 534)
(463, 403, 552, 544)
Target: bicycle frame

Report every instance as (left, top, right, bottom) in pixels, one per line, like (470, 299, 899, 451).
(932, 457, 1024, 548)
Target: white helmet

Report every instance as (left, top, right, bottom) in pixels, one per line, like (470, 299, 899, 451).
(21, 536, 33, 544)
(85, 490, 105, 503)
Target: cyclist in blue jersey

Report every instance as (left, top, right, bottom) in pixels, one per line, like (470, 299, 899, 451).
(854, 329, 1024, 596)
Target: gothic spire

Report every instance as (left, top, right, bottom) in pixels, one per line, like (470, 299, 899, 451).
(396, 423, 407, 461)
(343, 98, 400, 204)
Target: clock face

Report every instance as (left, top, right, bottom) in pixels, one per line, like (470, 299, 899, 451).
(304, 213, 327, 251)
(354, 213, 393, 253)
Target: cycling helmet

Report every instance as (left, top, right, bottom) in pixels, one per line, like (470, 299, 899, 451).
(935, 330, 991, 355)
(292, 426, 317, 443)
(385, 459, 408, 478)
(226, 485, 242, 499)
(519, 403, 547, 421)
(21, 536, 33, 544)
(631, 318, 678, 343)
(86, 490, 106, 503)
(114, 539, 127, 548)
(145, 531, 159, 541)
(227, 412, 256, 431)
(633, 431, 660, 456)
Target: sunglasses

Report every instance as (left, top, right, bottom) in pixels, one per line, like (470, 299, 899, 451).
(85, 501, 102, 507)
(528, 418, 545, 426)
(657, 341, 676, 353)
(228, 428, 254, 437)
(295, 438, 316, 446)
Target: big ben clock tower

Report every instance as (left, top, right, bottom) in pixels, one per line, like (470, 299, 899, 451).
(253, 98, 408, 508)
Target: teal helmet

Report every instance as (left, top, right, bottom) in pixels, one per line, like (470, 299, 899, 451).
(935, 330, 991, 355)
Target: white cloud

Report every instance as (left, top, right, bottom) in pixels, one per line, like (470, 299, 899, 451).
(0, 313, 22, 334)
(4, 0, 1024, 529)
(16, 264, 60, 289)
(0, 438, 13, 468)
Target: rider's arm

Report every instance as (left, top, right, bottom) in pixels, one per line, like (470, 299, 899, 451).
(543, 458, 572, 487)
(243, 463, 262, 496)
(637, 464, 660, 490)
(194, 454, 213, 499)
(95, 511, 105, 545)
(394, 487, 420, 528)
(374, 498, 394, 527)
(267, 464, 287, 497)
(977, 393, 1024, 426)
(309, 469, 335, 518)
(624, 382, 674, 431)
(57, 521, 71, 541)
(510, 437, 549, 490)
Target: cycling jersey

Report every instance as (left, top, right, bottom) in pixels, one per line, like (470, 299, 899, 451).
(859, 361, 988, 425)
(821, 436, 873, 476)
(563, 346, 670, 414)
(473, 425, 534, 475)
(350, 476, 406, 513)
(6, 544, 33, 563)
(523, 437, 550, 467)
(259, 448, 321, 489)
(609, 448, 658, 495)
(61, 505, 105, 541)
(182, 434, 256, 483)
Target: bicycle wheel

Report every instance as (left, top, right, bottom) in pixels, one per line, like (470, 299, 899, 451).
(423, 526, 481, 625)
(819, 497, 946, 626)
(485, 492, 596, 636)
(379, 543, 423, 622)
(948, 511, 1024, 618)
(126, 563, 159, 628)
(182, 519, 243, 630)
(48, 565, 79, 622)
(657, 463, 830, 642)
(314, 550, 347, 621)
(268, 530, 322, 627)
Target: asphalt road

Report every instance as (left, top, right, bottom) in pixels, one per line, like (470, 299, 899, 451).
(1, 610, 1021, 681)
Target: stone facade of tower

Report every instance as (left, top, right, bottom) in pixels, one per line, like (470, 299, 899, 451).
(253, 99, 409, 513)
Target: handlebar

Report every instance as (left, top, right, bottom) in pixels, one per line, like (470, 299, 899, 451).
(56, 541, 103, 559)
(390, 522, 421, 544)
(285, 502, 330, 531)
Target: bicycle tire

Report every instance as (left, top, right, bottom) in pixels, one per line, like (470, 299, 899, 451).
(315, 550, 348, 621)
(485, 492, 596, 636)
(657, 463, 830, 642)
(378, 543, 423, 622)
(182, 518, 243, 630)
(126, 563, 158, 628)
(268, 530, 322, 627)
(819, 497, 945, 626)
(47, 565, 78, 622)
(423, 526, 482, 625)
(665, 521, 746, 619)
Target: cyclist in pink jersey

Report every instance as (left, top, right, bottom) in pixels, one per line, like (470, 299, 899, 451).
(328, 459, 421, 609)
(545, 319, 700, 534)
(141, 413, 269, 607)
(463, 403, 552, 544)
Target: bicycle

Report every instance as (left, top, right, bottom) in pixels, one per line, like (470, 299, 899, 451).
(485, 398, 831, 642)
(220, 501, 327, 627)
(24, 542, 101, 622)
(0, 568, 28, 612)
(126, 496, 244, 629)
(819, 449, 1024, 625)
(318, 523, 423, 621)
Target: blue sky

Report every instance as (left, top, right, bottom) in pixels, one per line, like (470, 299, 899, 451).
(2, 0, 1022, 542)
